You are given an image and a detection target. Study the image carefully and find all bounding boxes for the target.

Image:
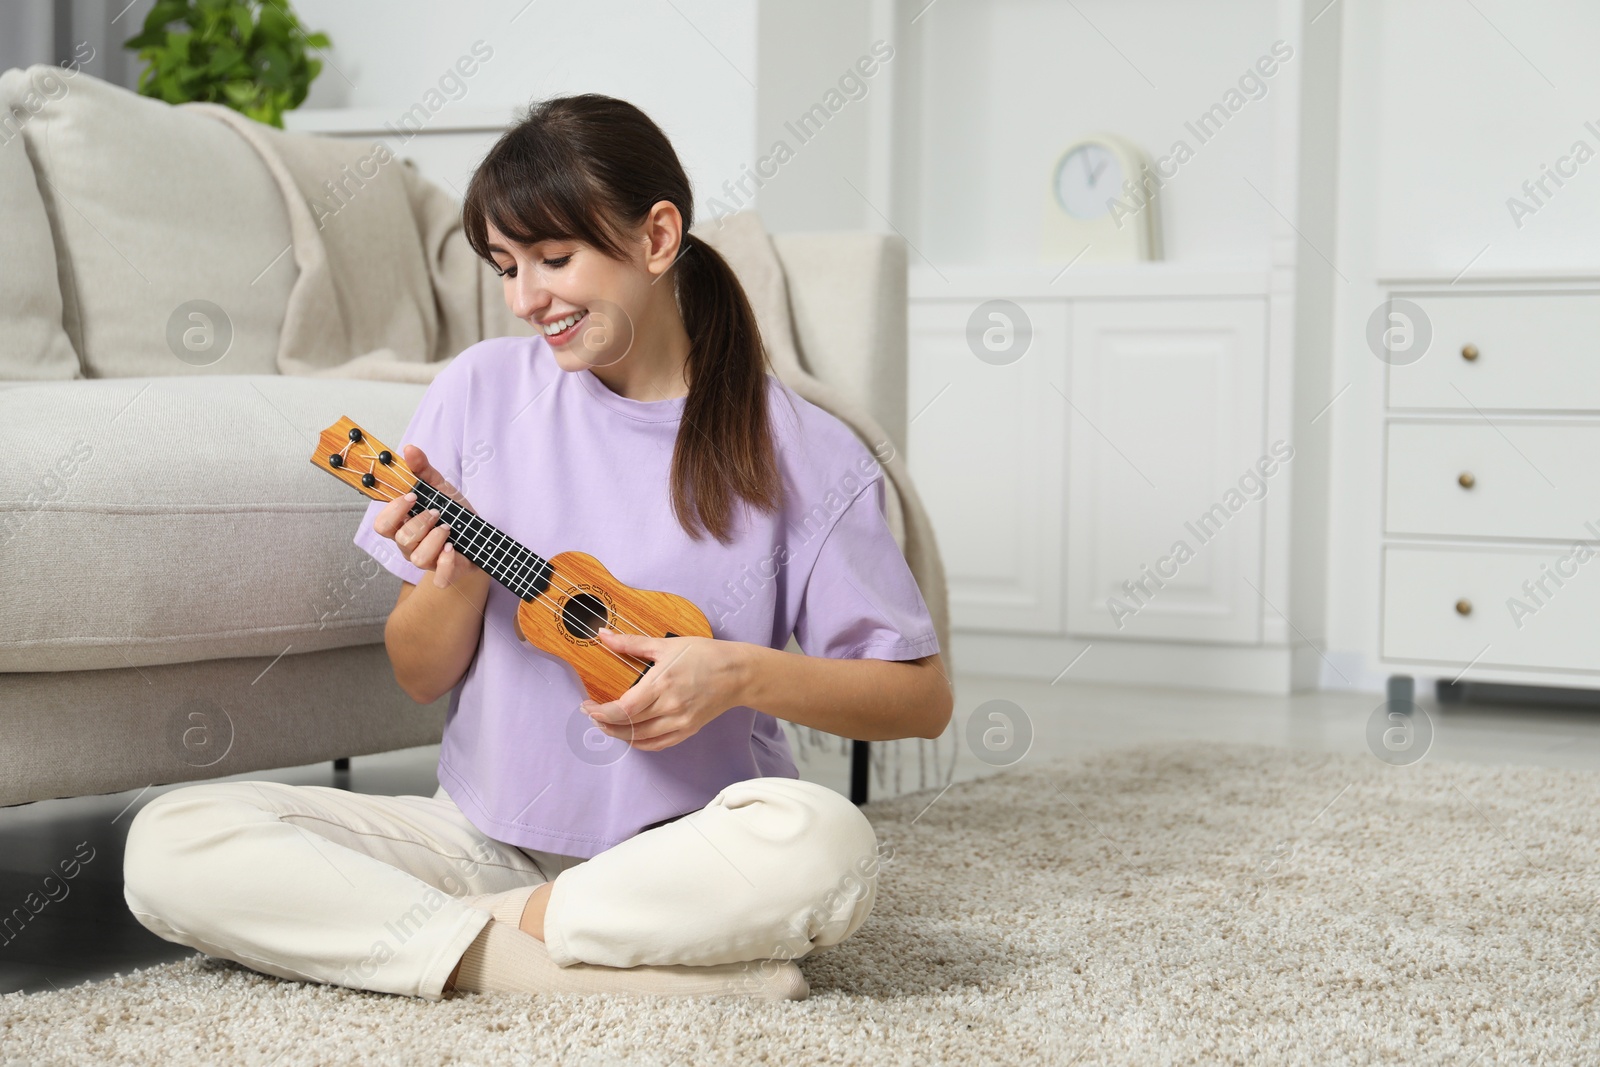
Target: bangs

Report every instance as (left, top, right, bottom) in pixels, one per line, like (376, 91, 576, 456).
(462, 123, 630, 265)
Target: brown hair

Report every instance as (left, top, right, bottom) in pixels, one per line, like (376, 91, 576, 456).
(461, 93, 785, 544)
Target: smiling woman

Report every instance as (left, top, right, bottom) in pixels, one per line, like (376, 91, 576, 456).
(121, 91, 949, 1007)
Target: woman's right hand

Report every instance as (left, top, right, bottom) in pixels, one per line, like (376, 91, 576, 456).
(371, 444, 480, 589)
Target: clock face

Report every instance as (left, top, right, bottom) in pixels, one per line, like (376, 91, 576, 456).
(1055, 144, 1124, 220)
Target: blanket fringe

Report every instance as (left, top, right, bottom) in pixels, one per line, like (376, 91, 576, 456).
(783, 724, 957, 797)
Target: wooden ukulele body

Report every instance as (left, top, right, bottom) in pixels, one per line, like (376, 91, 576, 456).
(513, 550, 713, 704)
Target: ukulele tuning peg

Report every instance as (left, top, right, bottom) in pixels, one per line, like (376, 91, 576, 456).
(361, 473, 376, 488)
(378, 450, 392, 465)
(328, 454, 343, 469)
(348, 428, 364, 443)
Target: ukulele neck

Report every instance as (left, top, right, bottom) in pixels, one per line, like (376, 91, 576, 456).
(407, 481, 551, 601)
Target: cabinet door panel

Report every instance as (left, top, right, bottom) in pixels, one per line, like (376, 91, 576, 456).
(907, 300, 1067, 634)
(1066, 299, 1268, 643)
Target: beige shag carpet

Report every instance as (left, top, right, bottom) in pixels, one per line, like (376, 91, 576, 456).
(3, 742, 1597, 1066)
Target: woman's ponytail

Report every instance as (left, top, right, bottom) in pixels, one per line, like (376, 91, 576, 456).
(669, 230, 782, 542)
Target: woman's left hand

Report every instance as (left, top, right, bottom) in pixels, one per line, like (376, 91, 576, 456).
(580, 628, 749, 751)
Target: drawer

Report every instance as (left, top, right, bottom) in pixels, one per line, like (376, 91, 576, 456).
(1383, 545, 1600, 672)
(1386, 421, 1600, 539)
(1385, 292, 1600, 411)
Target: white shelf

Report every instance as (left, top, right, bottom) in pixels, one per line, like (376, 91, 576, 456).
(1378, 267, 1600, 288)
(282, 106, 517, 137)
(908, 262, 1272, 300)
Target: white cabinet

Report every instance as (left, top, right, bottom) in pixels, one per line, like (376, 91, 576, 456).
(1065, 299, 1269, 643)
(909, 285, 1277, 660)
(1379, 276, 1600, 685)
(907, 267, 1327, 689)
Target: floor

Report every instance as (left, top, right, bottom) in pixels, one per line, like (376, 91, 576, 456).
(5, 673, 1600, 998)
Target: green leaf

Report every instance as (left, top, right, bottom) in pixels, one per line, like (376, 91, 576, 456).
(257, 3, 291, 44)
(257, 42, 291, 87)
(205, 42, 244, 75)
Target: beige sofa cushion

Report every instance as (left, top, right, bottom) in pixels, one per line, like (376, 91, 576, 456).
(0, 66, 295, 378)
(0, 376, 426, 672)
(0, 75, 80, 381)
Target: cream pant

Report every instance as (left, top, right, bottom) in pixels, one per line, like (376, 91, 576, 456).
(122, 775, 880, 1000)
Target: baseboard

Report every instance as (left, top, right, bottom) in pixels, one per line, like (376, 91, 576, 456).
(950, 631, 1303, 694)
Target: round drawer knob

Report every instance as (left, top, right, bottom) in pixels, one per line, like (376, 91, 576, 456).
(1461, 343, 1480, 361)
(1458, 471, 1476, 489)
(1455, 598, 1473, 616)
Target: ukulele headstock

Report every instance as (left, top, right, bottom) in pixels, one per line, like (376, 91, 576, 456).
(311, 417, 417, 503)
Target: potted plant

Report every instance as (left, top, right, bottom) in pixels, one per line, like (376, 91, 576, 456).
(123, 0, 331, 128)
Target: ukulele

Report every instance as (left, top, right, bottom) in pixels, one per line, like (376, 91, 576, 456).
(312, 417, 712, 704)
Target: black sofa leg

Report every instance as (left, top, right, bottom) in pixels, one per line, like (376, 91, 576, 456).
(849, 740, 869, 805)
(333, 757, 350, 772)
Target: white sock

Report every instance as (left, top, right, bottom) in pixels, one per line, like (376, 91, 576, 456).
(452, 885, 808, 1001)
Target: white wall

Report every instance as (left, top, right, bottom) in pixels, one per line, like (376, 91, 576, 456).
(1322, 0, 1600, 691)
(750, 0, 876, 231)
(911, 0, 1280, 267)
(291, 0, 758, 224)
(749, 0, 914, 235)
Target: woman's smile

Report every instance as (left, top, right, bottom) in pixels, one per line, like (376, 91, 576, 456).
(539, 308, 589, 345)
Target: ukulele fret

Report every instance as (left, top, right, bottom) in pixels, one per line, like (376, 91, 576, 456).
(484, 526, 519, 587)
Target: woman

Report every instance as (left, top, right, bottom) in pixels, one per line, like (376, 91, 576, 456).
(123, 93, 950, 1003)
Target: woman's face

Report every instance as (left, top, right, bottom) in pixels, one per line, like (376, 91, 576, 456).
(484, 221, 649, 371)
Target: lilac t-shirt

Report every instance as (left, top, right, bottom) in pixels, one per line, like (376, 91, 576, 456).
(351, 334, 939, 858)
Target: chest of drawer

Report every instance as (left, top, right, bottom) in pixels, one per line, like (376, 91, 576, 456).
(1385, 420, 1600, 539)
(1383, 545, 1600, 672)
(1385, 292, 1600, 411)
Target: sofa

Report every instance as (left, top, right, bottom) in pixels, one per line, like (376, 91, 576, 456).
(0, 65, 936, 808)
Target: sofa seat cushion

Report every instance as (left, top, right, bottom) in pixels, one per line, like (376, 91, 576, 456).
(0, 66, 295, 378)
(0, 376, 427, 672)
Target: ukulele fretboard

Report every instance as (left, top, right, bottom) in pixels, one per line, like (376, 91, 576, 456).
(408, 480, 552, 601)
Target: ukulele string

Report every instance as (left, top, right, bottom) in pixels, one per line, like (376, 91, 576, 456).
(342, 441, 664, 678)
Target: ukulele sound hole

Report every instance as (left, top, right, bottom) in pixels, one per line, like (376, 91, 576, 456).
(562, 593, 608, 641)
